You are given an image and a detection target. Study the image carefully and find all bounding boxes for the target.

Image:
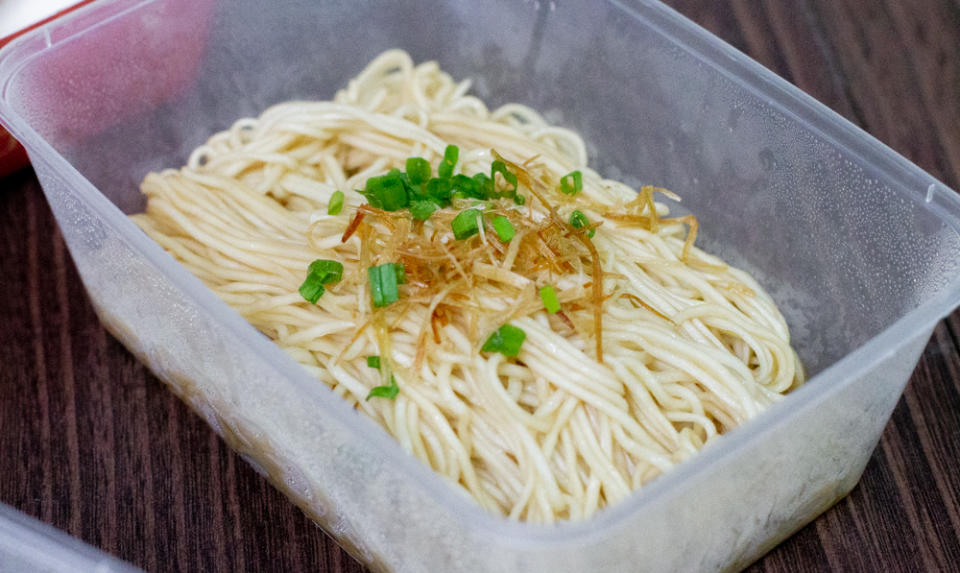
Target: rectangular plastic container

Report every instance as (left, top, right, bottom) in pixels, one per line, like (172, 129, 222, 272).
(2, 1, 960, 571)
(0, 503, 140, 572)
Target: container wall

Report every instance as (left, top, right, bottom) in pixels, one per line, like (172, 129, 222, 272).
(0, 502, 141, 572)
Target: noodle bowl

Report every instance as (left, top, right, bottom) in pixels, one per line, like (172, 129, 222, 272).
(132, 49, 804, 522)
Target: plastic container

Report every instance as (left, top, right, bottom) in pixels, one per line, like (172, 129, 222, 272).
(0, 0, 99, 176)
(2, 0, 959, 571)
(0, 503, 140, 572)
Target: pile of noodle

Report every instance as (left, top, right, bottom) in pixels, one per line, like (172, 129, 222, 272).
(132, 50, 804, 523)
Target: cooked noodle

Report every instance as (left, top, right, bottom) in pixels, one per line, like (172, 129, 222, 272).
(132, 49, 804, 522)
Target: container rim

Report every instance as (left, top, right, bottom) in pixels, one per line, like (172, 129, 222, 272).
(1, 0, 959, 547)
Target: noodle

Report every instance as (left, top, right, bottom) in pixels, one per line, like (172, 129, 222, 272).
(132, 49, 804, 523)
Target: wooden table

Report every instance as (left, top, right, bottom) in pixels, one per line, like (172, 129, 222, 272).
(2, 1, 958, 571)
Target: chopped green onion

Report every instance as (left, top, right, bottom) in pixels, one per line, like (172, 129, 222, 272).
(368, 262, 403, 307)
(378, 179, 408, 210)
(362, 171, 409, 211)
(438, 144, 459, 178)
(392, 262, 407, 284)
(450, 174, 477, 199)
(481, 324, 526, 357)
(299, 259, 344, 304)
(472, 173, 495, 199)
(406, 157, 431, 185)
(298, 275, 325, 304)
(366, 375, 399, 400)
(452, 208, 482, 240)
(492, 216, 515, 242)
(359, 152, 531, 224)
(560, 170, 583, 196)
(365, 355, 398, 400)
(410, 200, 438, 221)
(491, 160, 518, 197)
(425, 178, 453, 204)
(539, 285, 561, 314)
(570, 209, 595, 238)
(328, 190, 345, 215)
(308, 259, 344, 284)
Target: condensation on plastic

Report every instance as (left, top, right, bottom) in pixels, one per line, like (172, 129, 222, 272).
(0, 503, 142, 572)
(2, 1, 960, 571)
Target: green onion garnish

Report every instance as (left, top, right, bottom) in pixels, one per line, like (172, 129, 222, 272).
(425, 177, 453, 204)
(365, 355, 398, 399)
(328, 190, 345, 215)
(355, 150, 525, 224)
(308, 259, 344, 284)
(481, 324, 526, 357)
(406, 157, 431, 185)
(492, 216, 515, 242)
(438, 144, 459, 179)
(366, 375, 399, 400)
(472, 173, 495, 199)
(410, 200, 438, 221)
(450, 174, 477, 199)
(539, 285, 561, 314)
(298, 275, 326, 304)
(560, 170, 583, 196)
(570, 209, 595, 238)
(491, 160, 518, 197)
(361, 170, 409, 211)
(379, 178, 409, 210)
(299, 259, 344, 304)
(392, 262, 407, 284)
(368, 262, 404, 307)
(452, 208, 482, 240)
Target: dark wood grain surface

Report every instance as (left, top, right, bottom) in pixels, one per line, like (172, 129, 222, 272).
(2, 1, 959, 571)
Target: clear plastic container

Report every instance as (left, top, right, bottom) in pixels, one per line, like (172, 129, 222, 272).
(2, 0, 960, 571)
(0, 503, 140, 572)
